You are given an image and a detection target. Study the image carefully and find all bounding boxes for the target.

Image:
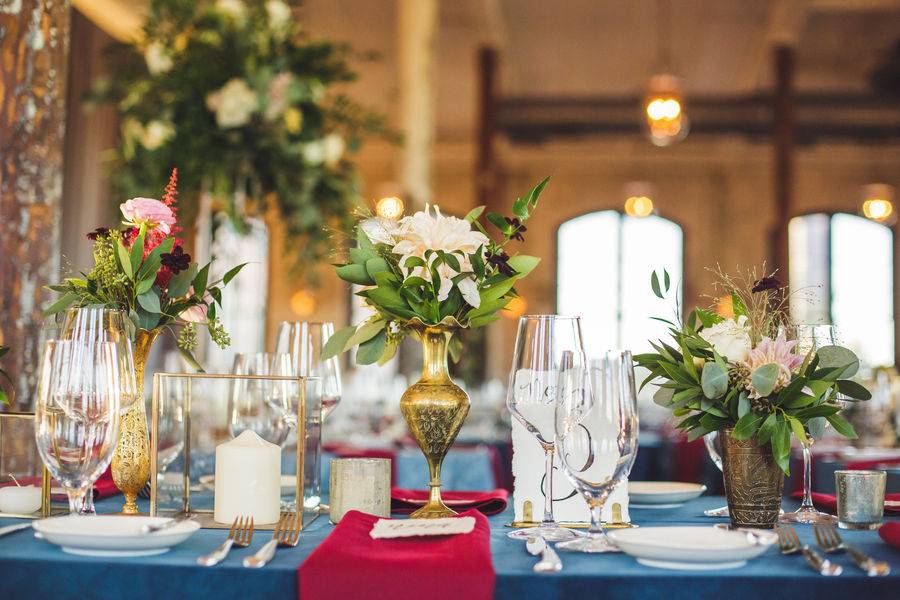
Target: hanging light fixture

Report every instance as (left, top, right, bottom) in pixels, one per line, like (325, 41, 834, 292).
(643, 0, 688, 147)
(375, 196, 405, 220)
(861, 183, 895, 223)
(623, 181, 656, 217)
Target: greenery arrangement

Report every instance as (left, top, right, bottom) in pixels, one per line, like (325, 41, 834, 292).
(46, 169, 245, 367)
(0, 346, 10, 405)
(634, 266, 871, 474)
(89, 0, 392, 271)
(322, 178, 550, 365)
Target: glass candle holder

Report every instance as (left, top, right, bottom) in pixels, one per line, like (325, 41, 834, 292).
(835, 470, 886, 530)
(329, 458, 391, 524)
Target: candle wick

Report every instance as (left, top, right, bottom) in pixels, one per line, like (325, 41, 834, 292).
(8, 474, 21, 487)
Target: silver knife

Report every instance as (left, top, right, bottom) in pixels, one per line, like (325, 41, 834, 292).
(141, 515, 195, 534)
(0, 523, 32, 539)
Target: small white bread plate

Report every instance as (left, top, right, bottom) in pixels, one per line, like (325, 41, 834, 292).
(32, 515, 200, 557)
(628, 482, 706, 506)
(608, 526, 769, 570)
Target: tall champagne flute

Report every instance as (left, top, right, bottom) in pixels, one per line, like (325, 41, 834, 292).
(276, 322, 342, 420)
(556, 350, 639, 552)
(60, 307, 138, 515)
(780, 324, 839, 525)
(506, 315, 582, 542)
(34, 340, 121, 514)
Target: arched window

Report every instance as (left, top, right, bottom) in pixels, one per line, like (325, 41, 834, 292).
(789, 213, 894, 366)
(557, 211, 683, 355)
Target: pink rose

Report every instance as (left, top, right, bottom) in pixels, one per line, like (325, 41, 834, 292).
(179, 290, 213, 324)
(121, 197, 177, 234)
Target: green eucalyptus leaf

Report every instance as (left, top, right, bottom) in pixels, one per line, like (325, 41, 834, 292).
(137, 290, 162, 314)
(816, 345, 859, 379)
(737, 391, 750, 417)
(836, 379, 871, 400)
(135, 277, 155, 295)
(365, 257, 392, 279)
(44, 292, 78, 316)
(700, 362, 728, 399)
(350, 247, 377, 265)
(336, 264, 374, 286)
(756, 412, 778, 445)
(356, 329, 388, 365)
(464, 206, 485, 223)
(751, 363, 779, 398)
(653, 386, 675, 407)
(826, 413, 857, 439)
(731, 410, 764, 440)
(807, 416, 827, 439)
(347, 319, 385, 348)
(322, 325, 357, 359)
(167, 265, 197, 298)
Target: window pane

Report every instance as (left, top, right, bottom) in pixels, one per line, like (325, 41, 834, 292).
(620, 215, 683, 353)
(788, 214, 830, 323)
(557, 211, 620, 355)
(831, 214, 894, 366)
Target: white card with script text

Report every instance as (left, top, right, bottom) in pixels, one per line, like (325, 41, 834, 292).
(370, 516, 476, 539)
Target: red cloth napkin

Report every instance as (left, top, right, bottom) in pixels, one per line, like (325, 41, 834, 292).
(390, 487, 509, 516)
(298, 509, 495, 600)
(790, 490, 900, 515)
(879, 522, 900, 549)
(845, 458, 900, 470)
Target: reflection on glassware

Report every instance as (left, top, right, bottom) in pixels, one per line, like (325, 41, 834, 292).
(229, 353, 294, 447)
(779, 324, 839, 525)
(60, 307, 139, 515)
(703, 432, 729, 518)
(34, 340, 121, 514)
(555, 350, 639, 552)
(275, 322, 342, 420)
(506, 315, 582, 542)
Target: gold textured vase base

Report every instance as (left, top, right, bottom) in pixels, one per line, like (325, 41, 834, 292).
(410, 496, 458, 519)
(721, 427, 785, 529)
(119, 495, 142, 515)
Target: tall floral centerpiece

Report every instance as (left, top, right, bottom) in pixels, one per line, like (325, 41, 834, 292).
(634, 267, 871, 528)
(89, 0, 394, 272)
(47, 169, 245, 514)
(323, 178, 549, 518)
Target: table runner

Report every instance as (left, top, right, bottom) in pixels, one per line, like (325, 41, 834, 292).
(298, 509, 494, 600)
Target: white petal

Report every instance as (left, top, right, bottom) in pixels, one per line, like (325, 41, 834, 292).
(438, 275, 453, 301)
(458, 277, 481, 308)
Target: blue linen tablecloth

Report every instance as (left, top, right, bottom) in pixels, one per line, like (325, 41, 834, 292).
(1, 495, 897, 599)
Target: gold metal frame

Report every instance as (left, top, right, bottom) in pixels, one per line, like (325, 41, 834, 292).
(0, 412, 57, 519)
(148, 372, 318, 531)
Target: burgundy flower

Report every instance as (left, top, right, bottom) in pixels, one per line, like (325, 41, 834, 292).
(487, 250, 515, 276)
(752, 275, 781, 294)
(161, 245, 191, 274)
(86, 227, 110, 241)
(505, 217, 527, 242)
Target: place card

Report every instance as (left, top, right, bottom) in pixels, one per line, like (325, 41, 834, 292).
(369, 516, 476, 539)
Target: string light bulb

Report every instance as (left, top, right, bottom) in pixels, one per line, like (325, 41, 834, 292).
(623, 181, 656, 218)
(375, 196, 404, 220)
(861, 183, 895, 224)
(502, 296, 527, 320)
(643, 74, 688, 147)
(290, 290, 316, 317)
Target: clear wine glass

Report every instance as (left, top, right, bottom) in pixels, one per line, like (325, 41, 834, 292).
(506, 315, 583, 542)
(779, 323, 839, 525)
(555, 350, 639, 552)
(702, 431, 729, 518)
(275, 322, 342, 420)
(34, 339, 121, 514)
(229, 353, 294, 446)
(60, 306, 138, 515)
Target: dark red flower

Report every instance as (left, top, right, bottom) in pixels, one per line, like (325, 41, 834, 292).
(752, 275, 781, 294)
(505, 217, 527, 242)
(161, 245, 191, 274)
(86, 227, 110, 241)
(487, 250, 515, 276)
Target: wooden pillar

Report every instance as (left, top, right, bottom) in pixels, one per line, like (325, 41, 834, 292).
(476, 46, 501, 211)
(397, 0, 436, 207)
(0, 0, 70, 408)
(771, 44, 794, 278)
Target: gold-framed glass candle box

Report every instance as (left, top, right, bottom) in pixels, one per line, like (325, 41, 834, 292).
(0, 412, 67, 518)
(149, 372, 322, 530)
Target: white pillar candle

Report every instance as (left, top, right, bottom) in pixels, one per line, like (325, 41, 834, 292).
(214, 430, 281, 525)
(0, 486, 42, 514)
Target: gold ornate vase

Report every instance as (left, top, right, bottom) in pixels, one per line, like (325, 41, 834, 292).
(399, 326, 470, 519)
(111, 329, 159, 514)
(720, 427, 785, 528)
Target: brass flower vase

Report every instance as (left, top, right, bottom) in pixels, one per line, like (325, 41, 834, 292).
(111, 329, 159, 515)
(399, 326, 470, 519)
(720, 427, 785, 528)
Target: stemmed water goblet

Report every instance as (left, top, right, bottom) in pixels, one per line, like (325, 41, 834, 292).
(779, 324, 840, 525)
(275, 321, 341, 421)
(555, 350, 639, 552)
(229, 353, 295, 447)
(34, 339, 122, 514)
(506, 315, 583, 542)
(702, 432, 729, 518)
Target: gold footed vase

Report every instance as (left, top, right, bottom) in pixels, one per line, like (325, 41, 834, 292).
(111, 329, 158, 515)
(400, 326, 470, 519)
(720, 427, 785, 529)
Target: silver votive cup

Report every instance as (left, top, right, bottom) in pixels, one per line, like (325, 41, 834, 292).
(835, 469, 886, 530)
(329, 458, 391, 524)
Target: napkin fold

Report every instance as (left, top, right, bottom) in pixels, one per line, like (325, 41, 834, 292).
(390, 487, 509, 516)
(298, 509, 495, 600)
(789, 491, 900, 515)
(879, 522, 900, 549)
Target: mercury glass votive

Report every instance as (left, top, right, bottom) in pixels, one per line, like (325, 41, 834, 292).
(835, 470, 886, 530)
(329, 458, 391, 524)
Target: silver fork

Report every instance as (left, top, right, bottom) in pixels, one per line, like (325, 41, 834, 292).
(197, 515, 254, 566)
(775, 524, 842, 576)
(813, 523, 890, 577)
(243, 513, 301, 568)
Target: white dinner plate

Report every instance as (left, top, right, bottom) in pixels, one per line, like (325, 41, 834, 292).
(628, 482, 706, 505)
(608, 526, 770, 570)
(32, 515, 200, 557)
(199, 474, 297, 493)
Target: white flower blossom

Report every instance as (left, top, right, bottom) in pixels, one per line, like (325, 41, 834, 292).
(699, 315, 752, 363)
(144, 41, 173, 75)
(322, 134, 345, 167)
(215, 0, 246, 24)
(303, 140, 325, 165)
(265, 0, 292, 33)
(206, 78, 258, 128)
(140, 120, 175, 150)
(391, 205, 489, 308)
